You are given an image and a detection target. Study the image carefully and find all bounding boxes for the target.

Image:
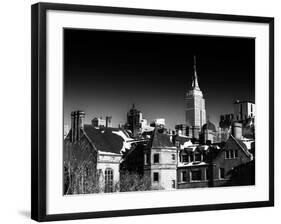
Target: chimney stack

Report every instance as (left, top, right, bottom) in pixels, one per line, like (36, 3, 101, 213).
(106, 116, 112, 128)
(71, 110, 85, 143)
(232, 122, 242, 140)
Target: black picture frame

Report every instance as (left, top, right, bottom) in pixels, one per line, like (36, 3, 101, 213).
(31, 2, 274, 222)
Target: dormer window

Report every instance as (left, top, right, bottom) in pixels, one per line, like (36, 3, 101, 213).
(182, 154, 188, 163)
(195, 153, 201, 162)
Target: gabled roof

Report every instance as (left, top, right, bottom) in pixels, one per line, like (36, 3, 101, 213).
(63, 129, 97, 167)
(148, 127, 175, 149)
(83, 125, 132, 154)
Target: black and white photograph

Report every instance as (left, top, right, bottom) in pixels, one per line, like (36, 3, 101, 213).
(0, 0, 277, 223)
(63, 28, 256, 195)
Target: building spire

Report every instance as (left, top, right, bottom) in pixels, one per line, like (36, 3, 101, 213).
(192, 55, 200, 90)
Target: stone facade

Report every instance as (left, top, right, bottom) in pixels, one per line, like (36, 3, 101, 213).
(97, 152, 122, 192)
(144, 146, 178, 190)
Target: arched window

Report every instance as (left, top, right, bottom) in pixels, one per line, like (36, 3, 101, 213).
(104, 168, 113, 193)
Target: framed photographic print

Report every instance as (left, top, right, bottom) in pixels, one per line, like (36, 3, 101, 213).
(31, 2, 274, 222)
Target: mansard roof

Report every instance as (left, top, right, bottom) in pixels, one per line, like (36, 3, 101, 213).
(148, 127, 176, 149)
(83, 125, 132, 154)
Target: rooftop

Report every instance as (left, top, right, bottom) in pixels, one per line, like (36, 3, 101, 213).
(83, 125, 133, 154)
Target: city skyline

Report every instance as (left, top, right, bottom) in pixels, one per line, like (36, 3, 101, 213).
(64, 29, 255, 130)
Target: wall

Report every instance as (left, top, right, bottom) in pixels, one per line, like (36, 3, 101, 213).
(0, 0, 280, 224)
(97, 154, 122, 190)
(213, 138, 252, 180)
(149, 148, 177, 190)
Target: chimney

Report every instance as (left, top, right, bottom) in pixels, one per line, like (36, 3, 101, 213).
(106, 116, 112, 128)
(232, 122, 242, 140)
(71, 110, 85, 143)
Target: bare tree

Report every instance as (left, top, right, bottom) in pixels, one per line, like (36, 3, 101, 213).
(64, 160, 102, 194)
(120, 171, 152, 192)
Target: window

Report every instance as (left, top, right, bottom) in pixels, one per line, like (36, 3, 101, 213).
(189, 155, 193, 162)
(195, 153, 201, 162)
(202, 154, 206, 162)
(182, 171, 187, 182)
(172, 180, 176, 188)
(153, 153, 159, 164)
(230, 150, 234, 158)
(219, 168, 225, 179)
(225, 151, 230, 159)
(206, 168, 211, 180)
(234, 150, 238, 158)
(153, 172, 159, 182)
(226, 150, 239, 159)
(172, 154, 176, 161)
(104, 169, 113, 193)
(191, 170, 202, 181)
(182, 154, 188, 162)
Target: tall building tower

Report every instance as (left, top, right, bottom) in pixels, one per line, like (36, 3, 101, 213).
(185, 56, 206, 139)
(125, 104, 141, 137)
(233, 100, 256, 121)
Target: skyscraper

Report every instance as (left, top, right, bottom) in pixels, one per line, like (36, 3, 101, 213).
(185, 56, 206, 139)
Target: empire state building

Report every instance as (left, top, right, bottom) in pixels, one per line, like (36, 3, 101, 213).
(185, 56, 206, 139)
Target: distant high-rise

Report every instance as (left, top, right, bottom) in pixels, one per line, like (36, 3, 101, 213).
(185, 56, 206, 139)
(91, 117, 106, 127)
(233, 100, 256, 121)
(125, 104, 141, 137)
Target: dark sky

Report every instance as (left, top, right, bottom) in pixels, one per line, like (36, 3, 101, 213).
(64, 28, 255, 130)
